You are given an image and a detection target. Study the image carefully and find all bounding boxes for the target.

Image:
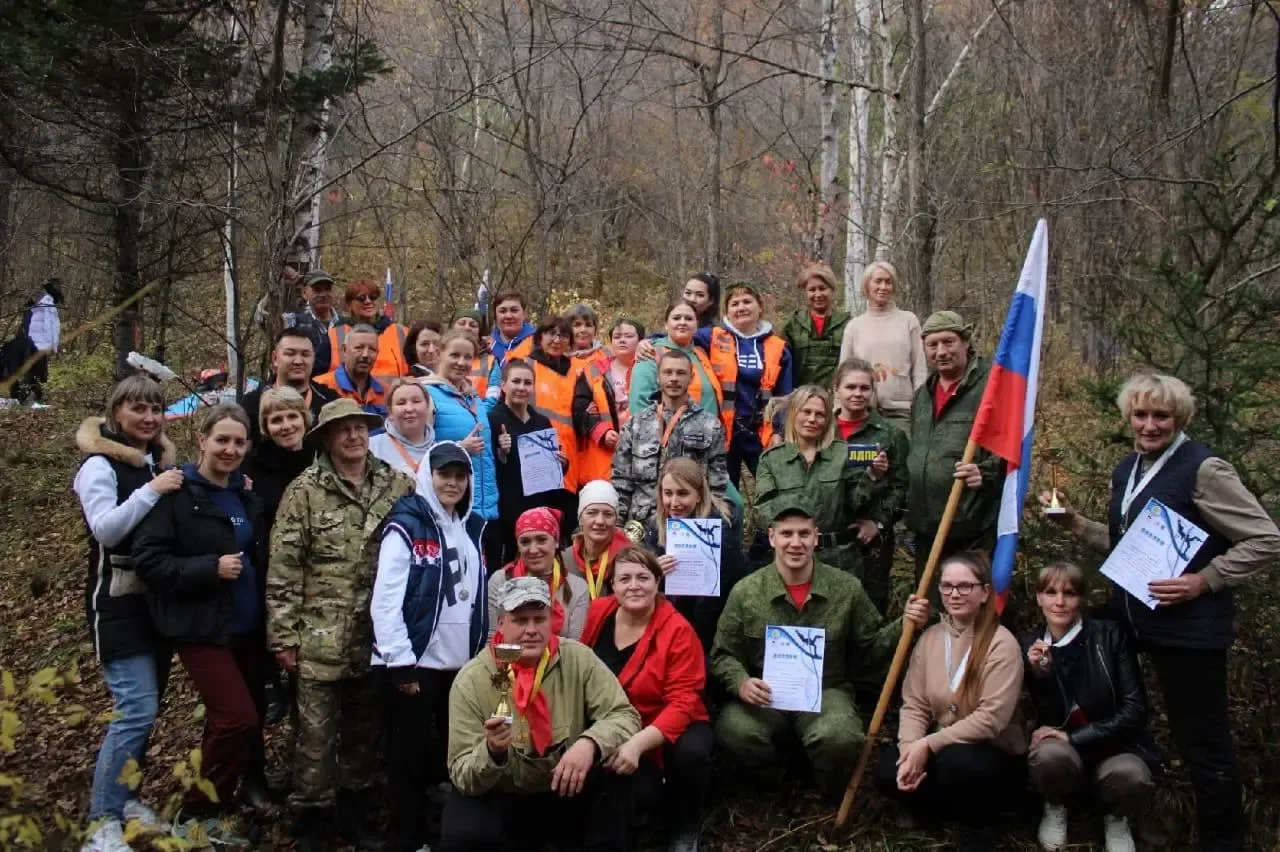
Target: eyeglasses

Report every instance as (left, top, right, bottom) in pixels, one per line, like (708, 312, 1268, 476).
(939, 581, 983, 596)
(545, 330, 569, 340)
(351, 294, 376, 303)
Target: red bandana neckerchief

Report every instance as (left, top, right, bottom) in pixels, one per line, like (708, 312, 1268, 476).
(491, 631, 560, 755)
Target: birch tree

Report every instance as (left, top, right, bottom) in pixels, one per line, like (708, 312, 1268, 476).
(812, 0, 841, 266)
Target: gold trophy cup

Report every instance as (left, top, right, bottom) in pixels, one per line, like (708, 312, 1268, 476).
(491, 642, 524, 724)
(1044, 448, 1067, 516)
(623, 520, 646, 543)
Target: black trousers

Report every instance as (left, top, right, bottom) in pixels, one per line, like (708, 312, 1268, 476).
(1146, 646, 1243, 851)
(873, 741, 1024, 830)
(631, 721, 714, 833)
(384, 668, 457, 852)
(440, 767, 634, 852)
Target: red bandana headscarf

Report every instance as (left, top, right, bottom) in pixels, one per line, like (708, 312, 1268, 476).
(491, 630, 560, 755)
(507, 507, 567, 633)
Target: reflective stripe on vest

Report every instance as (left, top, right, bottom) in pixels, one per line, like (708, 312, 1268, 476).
(328, 324, 348, 371)
(530, 360, 581, 490)
(470, 353, 494, 397)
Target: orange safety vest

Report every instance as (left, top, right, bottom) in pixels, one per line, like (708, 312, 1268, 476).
(571, 345, 612, 385)
(578, 363, 631, 484)
(707, 328, 787, 446)
(531, 359, 583, 492)
(470, 351, 496, 398)
(328, 323, 409, 383)
(503, 336, 534, 365)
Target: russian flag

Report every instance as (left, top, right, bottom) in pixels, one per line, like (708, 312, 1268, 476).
(383, 267, 397, 320)
(970, 219, 1049, 609)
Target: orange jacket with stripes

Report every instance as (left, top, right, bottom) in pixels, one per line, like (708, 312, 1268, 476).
(574, 359, 632, 484)
(530, 355, 583, 492)
(326, 321, 409, 383)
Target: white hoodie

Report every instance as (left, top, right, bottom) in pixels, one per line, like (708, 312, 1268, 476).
(28, 293, 60, 353)
(371, 441, 483, 671)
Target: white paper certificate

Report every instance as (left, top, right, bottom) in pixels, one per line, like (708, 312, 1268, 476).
(1100, 498, 1209, 610)
(762, 626, 825, 713)
(664, 519, 722, 597)
(517, 429, 563, 496)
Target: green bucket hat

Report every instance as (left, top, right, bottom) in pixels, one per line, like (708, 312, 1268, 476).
(920, 310, 973, 340)
(308, 398, 384, 438)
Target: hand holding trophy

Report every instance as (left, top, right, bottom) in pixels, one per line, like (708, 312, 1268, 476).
(491, 642, 523, 725)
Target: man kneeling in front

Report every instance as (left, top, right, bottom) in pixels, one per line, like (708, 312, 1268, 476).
(711, 500, 930, 795)
(441, 576, 641, 851)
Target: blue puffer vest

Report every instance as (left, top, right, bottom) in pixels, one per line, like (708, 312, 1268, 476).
(1107, 439, 1233, 650)
(382, 496, 489, 660)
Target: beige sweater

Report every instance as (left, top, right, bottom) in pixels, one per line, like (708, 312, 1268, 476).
(838, 305, 927, 414)
(897, 617, 1027, 756)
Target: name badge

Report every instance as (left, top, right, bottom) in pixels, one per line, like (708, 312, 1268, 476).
(846, 443, 879, 469)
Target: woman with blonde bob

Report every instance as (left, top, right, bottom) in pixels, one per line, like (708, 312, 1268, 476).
(640, 456, 746, 649)
(837, 260, 926, 430)
(780, 261, 850, 389)
(1040, 372, 1280, 852)
(1021, 562, 1156, 852)
(753, 385, 882, 576)
(876, 552, 1026, 851)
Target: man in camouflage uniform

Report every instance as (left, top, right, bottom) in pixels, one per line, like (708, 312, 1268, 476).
(268, 398, 414, 850)
(611, 348, 729, 528)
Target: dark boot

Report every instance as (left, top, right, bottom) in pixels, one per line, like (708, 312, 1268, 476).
(292, 807, 334, 852)
(338, 788, 389, 851)
(263, 670, 289, 727)
(238, 774, 279, 820)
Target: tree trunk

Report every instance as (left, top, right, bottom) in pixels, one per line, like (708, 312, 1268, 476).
(903, 0, 935, 316)
(113, 93, 147, 379)
(296, 0, 336, 266)
(874, 3, 901, 264)
(703, 0, 726, 270)
(844, 0, 874, 312)
(814, 0, 841, 265)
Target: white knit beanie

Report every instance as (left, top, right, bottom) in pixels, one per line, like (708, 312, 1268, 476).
(577, 480, 619, 520)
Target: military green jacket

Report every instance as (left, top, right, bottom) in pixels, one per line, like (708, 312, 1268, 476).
(842, 411, 910, 529)
(267, 452, 415, 681)
(710, 559, 900, 695)
(753, 440, 880, 574)
(905, 354, 1006, 538)
(780, 309, 851, 389)
(448, 640, 640, 795)
(612, 398, 729, 527)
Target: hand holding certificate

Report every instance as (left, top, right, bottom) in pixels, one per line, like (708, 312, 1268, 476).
(664, 518, 722, 597)
(1100, 498, 1208, 610)
(517, 429, 564, 496)
(762, 626, 825, 713)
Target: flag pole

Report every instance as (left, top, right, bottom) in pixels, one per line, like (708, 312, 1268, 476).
(835, 437, 978, 828)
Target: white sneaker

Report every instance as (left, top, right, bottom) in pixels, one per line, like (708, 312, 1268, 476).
(1037, 802, 1068, 851)
(122, 800, 163, 829)
(81, 820, 129, 852)
(1103, 814, 1136, 852)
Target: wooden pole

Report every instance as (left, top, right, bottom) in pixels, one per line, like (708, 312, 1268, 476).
(834, 438, 978, 828)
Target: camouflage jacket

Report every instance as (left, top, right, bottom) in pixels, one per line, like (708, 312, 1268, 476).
(611, 399, 728, 527)
(267, 452, 415, 681)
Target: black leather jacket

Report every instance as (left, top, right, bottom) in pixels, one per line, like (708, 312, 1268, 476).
(1019, 618, 1160, 771)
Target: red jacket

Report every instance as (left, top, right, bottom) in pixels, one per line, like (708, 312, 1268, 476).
(580, 597, 709, 750)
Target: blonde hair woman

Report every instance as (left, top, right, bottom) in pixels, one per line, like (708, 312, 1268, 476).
(1040, 371, 1280, 851)
(837, 260, 926, 430)
(753, 385, 876, 577)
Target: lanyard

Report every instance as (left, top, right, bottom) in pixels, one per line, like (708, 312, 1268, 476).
(943, 632, 971, 695)
(549, 559, 562, 600)
(657, 402, 687, 449)
(1120, 432, 1188, 521)
(584, 550, 609, 600)
(1044, 620, 1083, 647)
(387, 434, 421, 474)
(507, 645, 552, 697)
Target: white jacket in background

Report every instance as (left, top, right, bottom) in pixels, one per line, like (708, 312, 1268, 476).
(28, 293, 60, 353)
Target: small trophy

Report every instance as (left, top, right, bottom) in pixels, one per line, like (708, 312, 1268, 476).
(491, 642, 523, 725)
(1044, 448, 1067, 516)
(624, 520, 646, 543)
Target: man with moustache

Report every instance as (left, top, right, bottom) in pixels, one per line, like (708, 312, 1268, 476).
(905, 311, 1006, 601)
(315, 325, 389, 418)
(441, 576, 640, 852)
(282, 270, 345, 378)
(268, 399, 415, 850)
(240, 328, 337, 445)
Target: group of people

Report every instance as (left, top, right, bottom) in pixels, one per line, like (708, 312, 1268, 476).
(73, 260, 1278, 852)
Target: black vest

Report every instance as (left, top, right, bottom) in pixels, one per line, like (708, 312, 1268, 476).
(1107, 440, 1233, 650)
(83, 435, 162, 662)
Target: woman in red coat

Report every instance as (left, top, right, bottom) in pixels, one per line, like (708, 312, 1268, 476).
(580, 546, 712, 852)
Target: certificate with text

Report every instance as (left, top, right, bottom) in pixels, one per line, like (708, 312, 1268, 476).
(517, 429, 563, 496)
(664, 518, 722, 597)
(1100, 498, 1208, 610)
(762, 625, 825, 713)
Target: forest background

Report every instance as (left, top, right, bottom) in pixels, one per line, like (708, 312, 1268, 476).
(0, 0, 1278, 849)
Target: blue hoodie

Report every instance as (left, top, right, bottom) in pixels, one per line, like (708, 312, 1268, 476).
(181, 464, 260, 636)
(695, 321, 793, 439)
(489, 321, 536, 365)
(422, 378, 498, 520)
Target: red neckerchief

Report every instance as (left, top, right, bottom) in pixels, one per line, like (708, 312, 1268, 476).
(491, 631, 560, 755)
(507, 560, 565, 634)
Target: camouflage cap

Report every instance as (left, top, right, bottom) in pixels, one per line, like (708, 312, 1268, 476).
(920, 310, 972, 340)
(308, 398, 384, 438)
(302, 269, 335, 288)
(499, 576, 551, 612)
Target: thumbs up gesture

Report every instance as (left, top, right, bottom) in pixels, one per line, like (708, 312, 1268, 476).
(497, 424, 512, 458)
(462, 422, 485, 456)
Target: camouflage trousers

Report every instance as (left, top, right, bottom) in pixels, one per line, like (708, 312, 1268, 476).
(715, 687, 864, 787)
(291, 674, 382, 809)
